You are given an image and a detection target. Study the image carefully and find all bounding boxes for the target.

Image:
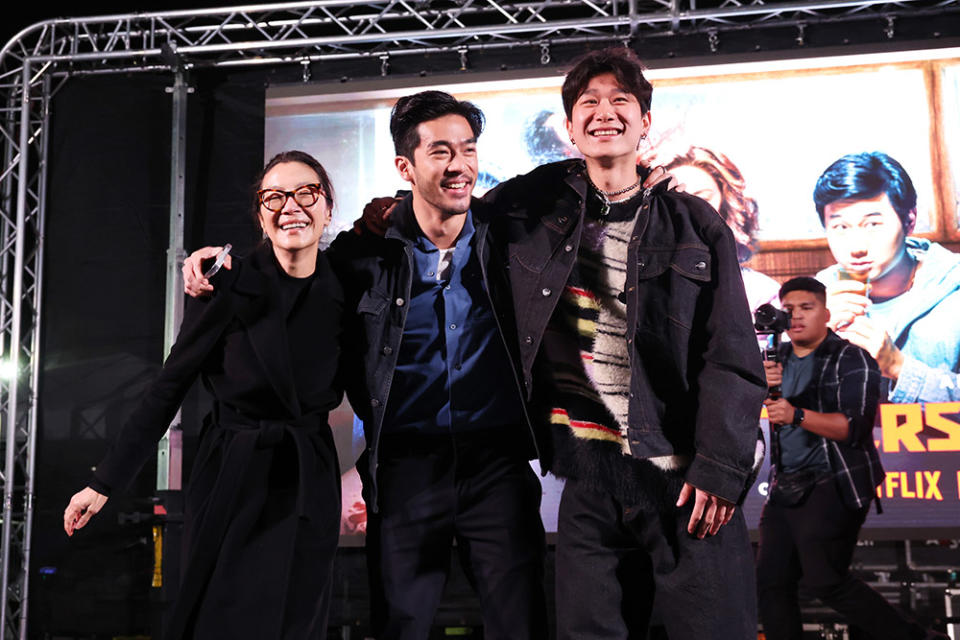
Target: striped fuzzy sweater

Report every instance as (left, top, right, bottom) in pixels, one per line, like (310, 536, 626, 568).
(540, 196, 688, 508)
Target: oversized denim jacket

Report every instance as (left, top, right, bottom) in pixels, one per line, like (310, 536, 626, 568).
(485, 160, 767, 504)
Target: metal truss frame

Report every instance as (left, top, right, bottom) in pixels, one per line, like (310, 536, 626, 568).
(0, 0, 958, 637)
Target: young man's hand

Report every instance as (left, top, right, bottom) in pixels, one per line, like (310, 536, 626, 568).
(63, 487, 108, 537)
(677, 483, 736, 539)
(642, 165, 679, 191)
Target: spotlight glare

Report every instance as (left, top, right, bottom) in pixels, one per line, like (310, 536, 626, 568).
(0, 360, 16, 380)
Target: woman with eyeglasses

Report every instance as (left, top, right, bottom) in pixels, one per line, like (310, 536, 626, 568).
(63, 150, 344, 639)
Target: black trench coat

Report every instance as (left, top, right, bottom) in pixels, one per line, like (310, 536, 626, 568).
(92, 243, 344, 639)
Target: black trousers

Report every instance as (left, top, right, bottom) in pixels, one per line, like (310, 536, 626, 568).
(756, 479, 923, 640)
(555, 477, 757, 640)
(366, 430, 548, 640)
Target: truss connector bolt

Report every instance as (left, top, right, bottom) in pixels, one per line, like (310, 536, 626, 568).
(380, 54, 390, 77)
(707, 30, 719, 53)
(301, 60, 312, 83)
(885, 16, 896, 39)
(540, 43, 551, 65)
(795, 23, 806, 47)
(458, 47, 469, 72)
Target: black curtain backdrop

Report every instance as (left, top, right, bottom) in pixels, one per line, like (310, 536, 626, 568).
(32, 69, 264, 636)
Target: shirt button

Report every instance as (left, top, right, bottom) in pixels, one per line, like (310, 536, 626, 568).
(695, 261, 706, 270)
(564, 244, 573, 252)
(524, 336, 533, 345)
(541, 288, 551, 297)
(395, 297, 405, 306)
(371, 399, 381, 407)
(449, 323, 457, 330)
(382, 346, 392, 355)
(558, 216, 568, 224)
(427, 271, 435, 277)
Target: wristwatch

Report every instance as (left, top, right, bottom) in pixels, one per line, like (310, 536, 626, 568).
(792, 407, 805, 426)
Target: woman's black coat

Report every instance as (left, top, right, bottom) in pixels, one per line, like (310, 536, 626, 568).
(92, 243, 344, 639)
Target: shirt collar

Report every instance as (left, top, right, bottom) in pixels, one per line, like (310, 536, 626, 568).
(414, 209, 474, 253)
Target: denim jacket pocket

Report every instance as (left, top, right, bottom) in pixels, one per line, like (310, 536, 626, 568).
(357, 289, 390, 316)
(635, 249, 672, 280)
(670, 245, 712, 282)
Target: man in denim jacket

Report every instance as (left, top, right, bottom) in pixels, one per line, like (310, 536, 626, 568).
(485, 48, 767, 639)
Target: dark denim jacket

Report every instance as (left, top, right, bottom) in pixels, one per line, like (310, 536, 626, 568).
(326, 195, 542, 510)
(484, 160, 767, 503)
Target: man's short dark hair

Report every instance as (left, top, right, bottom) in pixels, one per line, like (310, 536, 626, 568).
(561, 47, 653, 119)
(390, 90, 485, 161)
(813, 151, 917, 229)
(779, 276, 826, 305)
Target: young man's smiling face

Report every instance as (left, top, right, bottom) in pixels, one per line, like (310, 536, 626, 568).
(396, 113, 478, 218)
(565, 72, 650, 164)
(823, 192, 915, 283)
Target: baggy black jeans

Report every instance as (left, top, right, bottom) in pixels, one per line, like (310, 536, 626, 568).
(555, 477, 757, 639)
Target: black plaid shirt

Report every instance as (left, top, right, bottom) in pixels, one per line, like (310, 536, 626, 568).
(774, 330, 885, 510)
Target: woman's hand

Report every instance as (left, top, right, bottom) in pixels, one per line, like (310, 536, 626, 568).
(63, 487, 109, 537)
(182, 246, 231, 298)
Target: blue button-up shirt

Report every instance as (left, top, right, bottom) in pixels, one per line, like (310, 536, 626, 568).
(383, 211, 523, 433)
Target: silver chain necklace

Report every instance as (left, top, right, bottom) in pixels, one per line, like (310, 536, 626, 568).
(586, 173, 643, 218)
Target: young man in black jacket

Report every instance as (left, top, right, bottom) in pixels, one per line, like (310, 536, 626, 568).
(757, 276, 943, 640)
(482, 48, 767, 639)
(327, 92, 550, 640)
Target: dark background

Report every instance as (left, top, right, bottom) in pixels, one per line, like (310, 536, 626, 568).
(7, 3, 960, 639)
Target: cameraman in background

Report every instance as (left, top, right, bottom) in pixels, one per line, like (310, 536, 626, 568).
(756, 277, 943, 640)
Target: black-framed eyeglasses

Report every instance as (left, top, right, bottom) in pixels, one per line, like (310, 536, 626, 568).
(257, 183, 325, 213)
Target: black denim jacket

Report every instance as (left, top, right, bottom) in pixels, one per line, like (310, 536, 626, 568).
(484, 160, 767, 503)
(326, 195, 542, 510)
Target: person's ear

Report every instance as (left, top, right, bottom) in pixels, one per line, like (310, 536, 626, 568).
(903, 208, 917, 236)
(395, 155, 415, 184)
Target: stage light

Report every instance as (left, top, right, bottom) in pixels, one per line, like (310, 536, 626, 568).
(0, 359, 16, 380)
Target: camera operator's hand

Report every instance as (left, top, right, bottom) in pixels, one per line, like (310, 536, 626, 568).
(763, 361, 783, 388)
(764, 397, 795, 426)
(825, 280, 869, 330)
